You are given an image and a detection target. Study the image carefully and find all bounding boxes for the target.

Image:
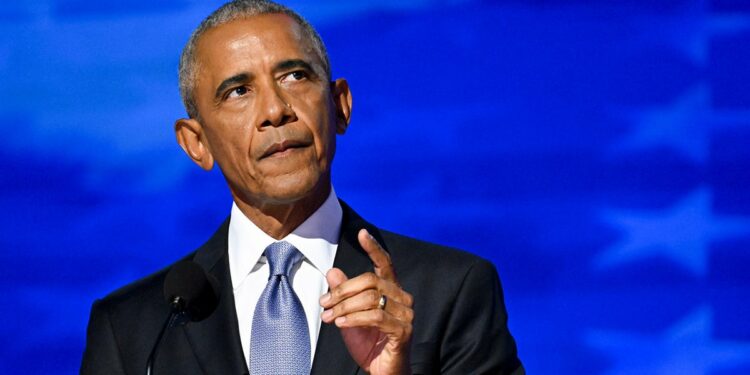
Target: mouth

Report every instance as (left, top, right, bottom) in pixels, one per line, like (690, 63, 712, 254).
(260, 139, 309, 159)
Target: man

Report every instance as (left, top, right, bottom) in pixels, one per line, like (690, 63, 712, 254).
(80, 1, 523, 374)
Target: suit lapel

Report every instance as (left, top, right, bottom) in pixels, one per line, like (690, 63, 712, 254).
(178, 203, 384, 375)
(311, 201, 385, 375)
(184, 219, 249, 375)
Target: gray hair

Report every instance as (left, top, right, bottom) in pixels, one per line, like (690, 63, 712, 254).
(178, 0, 331, 119)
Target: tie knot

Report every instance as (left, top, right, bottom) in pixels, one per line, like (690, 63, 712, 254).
(264, 241, 303, 277)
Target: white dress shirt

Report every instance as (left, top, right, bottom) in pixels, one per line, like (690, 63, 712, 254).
(228, 188, 342, 368)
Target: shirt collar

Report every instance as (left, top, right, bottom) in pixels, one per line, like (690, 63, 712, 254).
(228, 187, 342, 290)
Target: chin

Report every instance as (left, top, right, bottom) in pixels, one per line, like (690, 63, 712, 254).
(260, 169, 327, 205)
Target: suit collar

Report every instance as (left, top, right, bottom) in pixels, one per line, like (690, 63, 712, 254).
(227, 188, 342, 292)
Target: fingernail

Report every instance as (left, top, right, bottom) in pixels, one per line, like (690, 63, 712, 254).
(321, 310, 332, 320)
(319, 293, 330, 305)
(335, 316, 346, 325)
(368, 233, 375, 240)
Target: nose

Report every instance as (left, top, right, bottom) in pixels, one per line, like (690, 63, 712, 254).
(257, 84, 297, 128)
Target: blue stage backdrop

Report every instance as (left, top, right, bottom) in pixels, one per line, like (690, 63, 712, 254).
(1, 0, 749, 374)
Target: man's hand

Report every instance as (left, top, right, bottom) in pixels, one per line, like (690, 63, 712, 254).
(320, 229, 414, 375)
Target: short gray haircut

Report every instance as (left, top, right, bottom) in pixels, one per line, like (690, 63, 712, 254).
(178, 0, 331, 119)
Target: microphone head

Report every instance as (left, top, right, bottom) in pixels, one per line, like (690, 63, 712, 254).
(163, 261, 220, 322)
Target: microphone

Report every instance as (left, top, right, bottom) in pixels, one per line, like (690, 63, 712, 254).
(145, 261, 220, 375)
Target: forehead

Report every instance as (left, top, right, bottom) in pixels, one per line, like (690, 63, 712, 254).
(193, 14, 316, 82)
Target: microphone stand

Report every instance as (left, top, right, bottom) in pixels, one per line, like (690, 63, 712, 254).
(145, 296, 187, 375)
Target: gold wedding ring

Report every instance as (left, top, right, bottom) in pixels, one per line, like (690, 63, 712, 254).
(378, 295, 387, 310)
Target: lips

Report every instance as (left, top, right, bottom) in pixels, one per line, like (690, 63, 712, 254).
(260, 139, 308, 159)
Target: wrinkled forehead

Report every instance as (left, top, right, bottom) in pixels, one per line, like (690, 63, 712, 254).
(193, 14, 323, 80)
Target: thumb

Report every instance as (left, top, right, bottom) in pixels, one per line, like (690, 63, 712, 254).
(326, 267, 348, 289)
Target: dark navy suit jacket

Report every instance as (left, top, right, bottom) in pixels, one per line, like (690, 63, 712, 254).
(80, 202, 523, 374)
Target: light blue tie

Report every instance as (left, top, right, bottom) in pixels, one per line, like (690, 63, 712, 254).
(250, 241, 311, 374)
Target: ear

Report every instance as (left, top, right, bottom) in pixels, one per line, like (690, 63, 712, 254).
(174, 118, 214, 171)
(331, 78, 352, 135)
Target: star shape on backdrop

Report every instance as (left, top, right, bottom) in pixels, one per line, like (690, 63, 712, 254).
(585, 306, 750, 375)
(613, 85, 710, 164)
(594, 187, 750, 276)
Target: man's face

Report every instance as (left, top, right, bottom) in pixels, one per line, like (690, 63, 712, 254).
(180, 14, 350, 207)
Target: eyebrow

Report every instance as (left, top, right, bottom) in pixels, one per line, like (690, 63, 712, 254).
(274, 59, 316, 75)
(214, 72, 253, 100)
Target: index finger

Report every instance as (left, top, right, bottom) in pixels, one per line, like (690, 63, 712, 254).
(358, 228, 397, 282)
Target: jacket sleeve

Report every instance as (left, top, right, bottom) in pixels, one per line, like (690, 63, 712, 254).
(439, 259, 523, 374)
(80, 299, 127, 375)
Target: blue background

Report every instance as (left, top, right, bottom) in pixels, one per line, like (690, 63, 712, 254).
(2, 0, 750, 374)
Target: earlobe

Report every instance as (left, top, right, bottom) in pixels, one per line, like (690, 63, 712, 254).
(331, 78, 353, 135)
(174, 118, 214, 171)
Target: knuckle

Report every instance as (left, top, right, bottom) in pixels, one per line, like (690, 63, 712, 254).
(332, 301, 344, 315)
(330, 288, 341, 299)
(366, 289, 380, 303)
(328, 288, 341, 298)
(404, 292, 414, 307)
(404, 308, 414, 322)
(363, 272, 378, 285)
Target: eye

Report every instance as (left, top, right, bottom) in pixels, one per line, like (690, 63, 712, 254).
(291, 71, 307, 80)
(282, 70, 308, 83)
(227, 86, 248, 99)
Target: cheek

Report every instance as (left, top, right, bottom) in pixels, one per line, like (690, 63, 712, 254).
(205, 121, 255, 171)
(310, 118, 336, 165)
(303, 97, 337, 157)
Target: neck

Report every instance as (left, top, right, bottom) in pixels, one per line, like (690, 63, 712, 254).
(232, 183, 331, 240)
